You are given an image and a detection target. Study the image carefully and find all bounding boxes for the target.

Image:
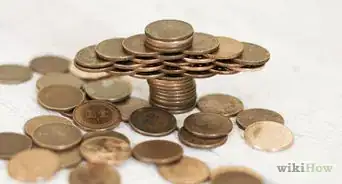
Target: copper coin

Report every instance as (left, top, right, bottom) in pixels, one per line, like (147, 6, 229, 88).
(29, 55, 70, 74)
(57, 146, 82, 168)
(135, 63, 164, 73)
(151, 95, 196, 107)
(132, 57, 162, 65)
(184, 71, 216, 78)
(73, 100, 121, 131)
(163, 59, 190, 67)
(129, 107, 177, 136)
(132, 140, 183, 164)
(229, 65, 265, 72)
(113, 60, 144, 70)
(150, 102, 196, 114)
(180, 64, 214, 72)
(80, 136, 131, 165)
(178, 128, 227, 149)
(32, 123, 82, 151)
(150, 98, 196, 110)
(233, 42, 270, 66)
(158, 53, 185, 61)
(74, 62, 113, 73)
(131, 71, 164, 79)
(0, 133, 32, 159)
(197, 94, 244, 117)
(146, 36, 193, 49)
(184, 32, 219, 55)
(236, 108, 285, 129)
(145, 42, 191, 53)
(60, 110, 74, 119)
(145, 19, 194, 41)
(114, 97, 150, 121)
(160, 66, 185, 74)
(122, 34, 159, 57)
(8, 149, 60, 182)
(69, 62, 111, 80)
(0, 64, 33, 84)
(95, 38, 133, 61)
(109, 67, 136, 76)
(207, 37, 244, 60)
(36, 72, 84, 90)
(210, 66, 240, 75)
(83, 130, 130, 144)
(158, 74, 190, 81)
(158, 156, 210, 184)
(38, 85, 85, 111)
(214, 60, 244, 68)
(69, 163, 120, 184)
(75, 45, 113, 68)
(244, 121, 294, 152)
(211, 166, 263, 184)
(183, 56, 215, 64)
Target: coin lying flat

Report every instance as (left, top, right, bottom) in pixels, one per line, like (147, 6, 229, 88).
(229, 64, 265, 72)
(8, 149, 60, 182)
(109, 67, 136, 76)
(36, 73, 84, 90)
(211, 166, 263, 184)
(132, 57, 162, 65)
(113, 60, 144, 70)
(74, 62, 113, 73)
(158, 156, 210, 184)
(236, 108, 285, 129)
(0, 133, 32, 159)
(184, 71, 215, 78)
(145, 42, 191, 53)
(75, 45, 113, 68)
(210, 66, 240, 75)
(80, 136, 131, 165)
(95, 38, 133, 61)
(158, 53, 185, 61)
(135, 63, 164, 73)
(183, 56, 215, 64)
(29, 55, 70, 74)
(57, 146, 82, 168)
(129, 107, 177, 136)
(146, 36, 193, 49)
(122, 34, 159, 57)
(69, 62, 111, 80)
(114, 97, 150, 121)
(178, 128, 227, 149)
(83, 130, 130, 145)
(184, 32, 219, 55)
(180, 64, 214, 72)
(233, 42, 270, 66)
(0, 64, 33, 84)
(208, 37, 244, 60)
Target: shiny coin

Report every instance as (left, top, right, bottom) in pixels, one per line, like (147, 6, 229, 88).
(160, 66, 185, 74)
(129, 107, 177, 136)
(122, 34, 159, 57)
(180, 64, 214, 72)
(244, 121, 294, 152)
(109, 67, 136, 76)
(197, 94, 244, 117)
(8, 149, 60, 182)
(183, 56, 215, 64)
(208, 37, 244, 60)
(57, 146, 82, 168)
(184, 71, 215, 78)
(132, 57, 162, 65)
(233, 42, 270, 66)
(75, 45, 113, 68)
(211, 166, 263, 184)
(29, 55, 70, 74)
(83, 130, 130, 144)
(69, 62, 111, 80)
(114, 97, 150, 122)
(74, 62, 113, 73)
(158, 53, 185, 61)
(184, 32, 219, 55)
(0, 64, 33, 84)
(132, 140, 183, 164)
(36, 73, 84, 90)
(236, 108, 285, 129)
(131, 71, 164, 79)
(69, 163, 120, 184)
(0, 133, 32, 159)
(113, 60, 144, 70)
(135, 63, 164, 72)
(80, 136, 131, 165)
(95, 38, 133, 61)
(163, 59, 189, 67)
(229, 65, 265, 72)
(210, 66, 240, 75)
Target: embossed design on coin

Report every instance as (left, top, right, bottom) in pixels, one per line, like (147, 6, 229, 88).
(236, 108, 284, 129)
(0, 133, 32, 159)
(0, 64, 33, 84)
(178, 128, 227, 149)
(29, 55, 70, 74)
(114, 97, 150, 121)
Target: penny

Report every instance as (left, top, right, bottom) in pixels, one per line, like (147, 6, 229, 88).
(151, 95, 196, 106)
(24, 115, 73, 137)
(132, 140, 183, 164)
(57, 146, 82, 168)
(197, 94, 244, 117)
(114, 97, 150, 121)
(184, 71, 216, 78)
(184, 112, 233, 138)
(36, 73, 84, 90)
(158, 74, 191, 81)
(32, 123, 82, 151)
(160, 66, 185, 74)
(83, 130, 130, 144)
(69, 163, 121, 184)
(229, 65, 265, 72)
(74, 62, 113, 73)
(145, 19, 194, 41)
(158, 53, 185, 61)
(80, 136, 131, 165)
(178, 128, 227, 149)
(75, 45, 113, 68)
(0, 133, 32, 159)
(233, 42, 270, 66)
(135, 63, 164, 72)
(210, 66, 240, 75)
(163, 59, 190, 67)
(236, 108, 285, 129)
(69, 62, 111, 80)
(180, 64, 214, 72)
(207, 37, 244, 60)
(38, 85, 85, 111)
(73, 100, 121, 131)
(132, 57, 162, 65)
(60, 110, 74, 119)
(129, 107, 177, 136)
(131, 71, 164, 79)
(109, 67, 136, 76)
(145, 36, 193, 49)
(184, 32, 219, 55)
(211, 166, 263, 184)
(82, 77, 131, 102)
(29, 55, 70, 74)
(0, 64, 33, 84)
(8, 149, 60, 182)
(122, 34, 159, 57)
(158, 156, 210, 184)
(145, 41, 191, 53)
(244, 121, 294, 152)
(183, 56, 215, 64)
(214, 60, 244, 68)
(113, 60, 144, 70)
(95, 38, 133, 61)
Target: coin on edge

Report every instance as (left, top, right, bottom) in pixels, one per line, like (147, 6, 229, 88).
(211, 166, 263, 184)
(233, 42, 270, 66)
(207, 37, 244, 60)
(83, 130, 130, 145)
(69, 163, 120, 184)
(114, 97, 150, 121)
(184, 32, 219, 55)
(95, 38, 133, 61)
(0, 133, 32, 159)
(57, 146, 82, 168)
(36, 72, 84, 90)
(29, 55, 70, 74)
(236, 108, 285, 129)
(75, 45, 113, 68)
(0, 64, 33, 84)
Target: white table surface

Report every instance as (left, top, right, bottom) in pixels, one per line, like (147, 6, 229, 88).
(0, 0, 340, 183)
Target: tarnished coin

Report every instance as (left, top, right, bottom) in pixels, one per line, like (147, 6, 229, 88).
(207, 37, 244, 60)
(132, 140, 183, 164)
(32, 123, 82, 151)
(132, 57, 162, 65)
(178, 128, 227, 149)
(158, 53, 185, 61)
(131, 71, 165, 79)
(180, 64, 214, 72)
(29, 55, 70, 74)
(82, 77, 131, 102)
(36, 73, 84, 90)
(109, 68, 136, 76)
(0, 133, 32, 159)
(184, 71, 216, 78)
(0, 64, 33, 84)
(75, 45, 113, 68)
(183, 56, 215, 64)
(122, 34, 159, 57)
(197, 94, 244, 117)
(233, 42, 270, 66)
(236, 108, 285, 129)
(146, 36, 193, 49)
(135, 63, 164, 73)
(8, 149, 60, 182)
(244, 121, 294, 152)
(145, 19, 194, 41)
(95, 38, 133, 61)
(158, 156, 210, 184)
(113, 60, 144, 70)
(69, 62, 111, 80)
(163, 59, 190, 67)
(69, 163, 120, 184)
(74, 62, 113, 73)
(160, 66, 185, 74)
(184, 32, 219, 55)
(57, 146, 82, 168)
(38, 85, 85, 111)
(210, 66, 240, 75)
(129, 107, 177, 136)
(114, 97, 150, 121)
(211, 166, 263, 184)
(83, 130, 130, 144)
(80, 136, 131, 165)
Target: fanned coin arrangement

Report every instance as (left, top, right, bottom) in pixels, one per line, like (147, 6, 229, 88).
(0, 19, 294, 184)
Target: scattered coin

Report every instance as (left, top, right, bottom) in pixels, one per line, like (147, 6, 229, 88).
(236, 108, 285, 129)
(0, 133, 32, 159)
(95, 38, 133, 61)
(184, 32, 219, 55)
(131, 71, 165, 79)
(114, 97, 150, 121)
(75, 45, 113, 69)
(83, 130, 130, 145)
(211, 166, 263, 184)
(57, 146, 82, 168)
(0, 64, 33, 84)
(122, 34, 159, 57)
(207, 37, 244, 60)
(29, 55, 70, 74)
(210, 66, 240, 75)
(233, 42, 270, 66)
(132, 140, 183, 164)
(36, 72, 84, 90)
(69, 62, 111, 80)
(184, 71, 216, 78)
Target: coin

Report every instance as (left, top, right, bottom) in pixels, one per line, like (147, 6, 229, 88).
(74, 62, 113, 73)
(183, 56, 215, 64)
(83, 130, 130, 144)
(80, 136, 131, 165)
(211, 166, 263, 184)
(32, 123, 82, 151)
(109, 67, 136, 76)
(57, 146, 82, 168)
(114, 97, 150, 121)
(180, 64, 214, 72)
(131, 71, 164, 79)
(135, 63, 164, 72)
(113, 60, 144, 70)
(184, 32, 219, 55)
(29, 55, 70, 74)
(207, 37, 244, 60)
(178, 127, 227, 149)
(197, 94, 244, 117)
(38, 85, 85, 111)
(0, 133, 32, 159)
(69, 62, 111, 80)
(210, 66, 240, 75)
(95, 38, 133, 61)
(129, 107, 177, 136)
(8, 149, 60, 182)
(214, 60, 244, 68)
(132, 57, 162, 65)
(60, 110, 74, 119)
(82, 77, 131, 102)
(244, 121, 293, 152)
(36, 73, 84, 90)
(229, 65, 265, 72)
(74, 45, 113, 69)
(132, 140, 183, 164)
(160, 66, 185, 74)
(146, 36, 193, 49)
(158, 53, 185, 61)
(236, 108, 285, 129)
(145, 41, 191, 53)
(69, 163, 120, 184)
(163, 59, 190, 67)
(73, 100, 121, 131)
(122, 34, 159, 57)
(184, 71, 215, 78)
(233, 42, 270, 66)
(158, 156, 210, 184)
(0, 64, 32, 84)
(145, 19, 194, 41)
